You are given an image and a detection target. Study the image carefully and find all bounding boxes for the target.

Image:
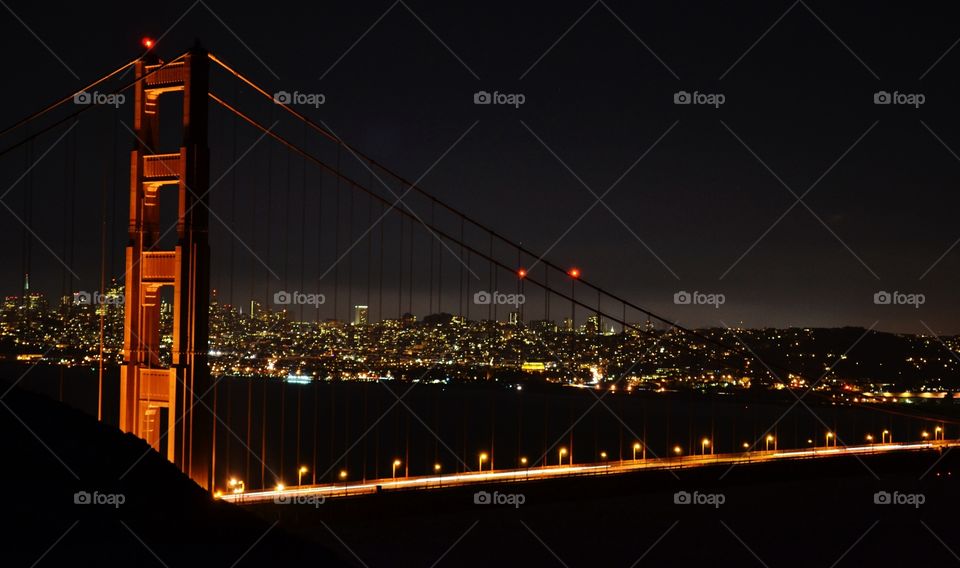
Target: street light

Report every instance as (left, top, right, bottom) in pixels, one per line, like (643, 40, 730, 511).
(479, 452, 488, 472)
(882, 429, 890, 444)
(520, 456, 528, 466)
(673, 445, 682, 455)
(633, 442, 642, 461)
(935, 426, 943, 440)
(392, 459, 402, 479)
(765, 434, 775, 451)
(701, 438, 711, 455)
(922, 431, 930, 440)
(339, 470, 348, 480)
(559, 447, 568, 466)
(826, 432, 834, 447)
(228, 478, 245, 494)
(742, 442, 750, 450)
(600, 451, 608, 460)
(866, 433, 874, 444)
(275, 482, 285, 492)
(298, 466, 308, 486)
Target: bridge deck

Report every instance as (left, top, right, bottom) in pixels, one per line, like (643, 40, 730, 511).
(220, 440, 955, 504)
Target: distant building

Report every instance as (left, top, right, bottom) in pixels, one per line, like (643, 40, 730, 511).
(585, 314, 600, 334)
(530, 319, 556, 333)
(562, 317, 574, 332)
(353, 305, 369, 325)
(508, 310, 519, 325)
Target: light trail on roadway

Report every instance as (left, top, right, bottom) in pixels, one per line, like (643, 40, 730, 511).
(220, 440, 957, 505)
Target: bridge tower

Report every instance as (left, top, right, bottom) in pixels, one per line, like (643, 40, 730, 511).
(119, 45, 213, 491)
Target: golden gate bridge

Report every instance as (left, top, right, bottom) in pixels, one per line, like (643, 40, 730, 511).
(0, 40, 956, 498)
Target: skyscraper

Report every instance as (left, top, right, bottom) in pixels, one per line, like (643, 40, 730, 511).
(353, 305, 369, 325)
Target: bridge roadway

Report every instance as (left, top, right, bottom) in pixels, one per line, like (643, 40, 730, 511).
(220, 440, 957, 505)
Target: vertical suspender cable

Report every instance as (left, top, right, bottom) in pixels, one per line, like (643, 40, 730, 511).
(429, 201, 435, 315)
(333, 143, 340, 323)
(378, 202, 384, 323)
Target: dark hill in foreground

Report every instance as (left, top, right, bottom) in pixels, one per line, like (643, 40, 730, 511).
(0, 380, 348, 568)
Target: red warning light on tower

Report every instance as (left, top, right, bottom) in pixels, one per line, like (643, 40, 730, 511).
(517, 268, 527, 279)
(142, 37, 155, 49)
(568, 268, 581, 279)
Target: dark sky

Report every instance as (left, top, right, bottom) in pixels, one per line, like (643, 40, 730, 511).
(2, 1, 960, 334)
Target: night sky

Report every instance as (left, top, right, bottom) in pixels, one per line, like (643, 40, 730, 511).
(2, 1, 960, 334)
